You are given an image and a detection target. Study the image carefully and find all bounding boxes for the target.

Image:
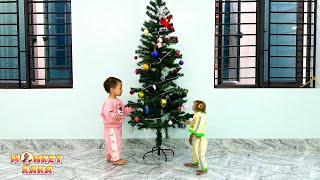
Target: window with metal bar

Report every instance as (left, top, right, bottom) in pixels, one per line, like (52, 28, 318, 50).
(214, 0, 316, 88)
(0, 0, 72, 89)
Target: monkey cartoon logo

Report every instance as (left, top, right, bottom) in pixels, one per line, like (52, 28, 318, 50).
(21, 152, 34, 165)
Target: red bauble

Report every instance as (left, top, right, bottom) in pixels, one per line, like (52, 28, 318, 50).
(175, 50, 180, 55)
(167, 37, 171, 41)
(168, 26, 174, 31)
(175, 37, 179, 43)
(178, 107, 182, 112)
(134, 56, 138, 60)
(134, 116, 140, 123)
(130, 90, 134, 95)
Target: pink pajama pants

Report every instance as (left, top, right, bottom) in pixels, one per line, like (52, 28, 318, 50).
(104, 126, 122, 161)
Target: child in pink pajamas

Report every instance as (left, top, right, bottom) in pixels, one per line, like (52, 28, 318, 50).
(101, 77, 134, 165)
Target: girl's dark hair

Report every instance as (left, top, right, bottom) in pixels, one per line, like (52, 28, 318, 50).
(103, 77, 122, 93)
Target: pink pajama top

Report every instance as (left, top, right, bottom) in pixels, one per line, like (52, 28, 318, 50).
(101, 97, 133, 128)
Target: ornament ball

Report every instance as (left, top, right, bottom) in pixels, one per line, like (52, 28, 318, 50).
(134, 116, 140, 122)
(179, 60, 184, 65)
(138, 91, 145, 98)
(183, 104, 188, 110)
(152, 51, 159, 57)
(145, 106, 149, 114)
(142, 64, 149, 70)
(143, 28, 149, 35)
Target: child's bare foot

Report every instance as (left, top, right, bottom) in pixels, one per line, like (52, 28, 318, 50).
(196, 169, 207, 175)
(112, 159, 128, 165)
(184, 162, 198, 167)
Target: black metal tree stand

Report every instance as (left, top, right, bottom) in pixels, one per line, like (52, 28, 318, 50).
(143, 128, 174, 161)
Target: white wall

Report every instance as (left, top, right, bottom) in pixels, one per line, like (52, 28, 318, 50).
(0, 0, 319, 139)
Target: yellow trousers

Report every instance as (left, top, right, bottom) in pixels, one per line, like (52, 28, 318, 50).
(192, 136, 208, 170)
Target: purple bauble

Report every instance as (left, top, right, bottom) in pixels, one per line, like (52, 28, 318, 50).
(135, 69, 140, 74)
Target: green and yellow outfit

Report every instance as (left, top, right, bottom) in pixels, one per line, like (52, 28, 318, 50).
(188, 111, 208, 171)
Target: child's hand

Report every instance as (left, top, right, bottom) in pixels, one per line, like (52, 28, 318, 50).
(182, 120, 190, 127)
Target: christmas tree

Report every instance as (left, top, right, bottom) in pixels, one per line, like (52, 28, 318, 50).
(127, 0, 193, 148)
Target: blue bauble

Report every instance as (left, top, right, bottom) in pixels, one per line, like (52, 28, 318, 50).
(152, 51, 159, 57)
(145, 106, 149, 114)
(179, 60, 184, 65)
(180, 123, 186, 129)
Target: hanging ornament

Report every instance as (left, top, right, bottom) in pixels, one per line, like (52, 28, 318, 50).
(143, 28, 149, 35)
(135, 69, 140, 75)
(148, 84, 156, 92)
(152, 51, 159, 57)
(179, 60, 184, 65)
(156, 38, 164, 48)
(134, 56, 138, 60)
(160, 75, 165, 81)
(175, 50, 180, 55)
(130, 90, 134, 95)
(178, 107, 182, 112)
(160, 99, 167, 106)
(144, 106, 149, 114)
(168, 26, 174, 31)
(168, 120, 173, 125)
(175, 37, 179, 43)
(167, 37, 171, 41)
(141, 64, 149, 70)
(180, 123, 185, 129)
(138, 91, 145, 98)
(183, 104, 189, 110)
(134, 116, 140, 123)
(161, 67, 170, 79)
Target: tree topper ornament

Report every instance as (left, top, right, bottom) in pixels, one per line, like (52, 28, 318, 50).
(160, 15, 174, 31)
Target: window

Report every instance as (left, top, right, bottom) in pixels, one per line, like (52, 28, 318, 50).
(0, 0, 72, 89)
(215, 0, 316, 88)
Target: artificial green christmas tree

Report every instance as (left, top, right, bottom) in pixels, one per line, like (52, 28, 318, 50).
(127, 0, 193, 155)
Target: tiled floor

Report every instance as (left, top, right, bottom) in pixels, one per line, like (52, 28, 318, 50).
(0, 139, 320, 179)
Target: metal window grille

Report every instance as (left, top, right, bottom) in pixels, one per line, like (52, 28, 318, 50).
(0, 0, 72, 89)
(214, 0, 316, 88)
(0, 0, 21, 88)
